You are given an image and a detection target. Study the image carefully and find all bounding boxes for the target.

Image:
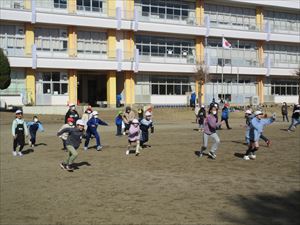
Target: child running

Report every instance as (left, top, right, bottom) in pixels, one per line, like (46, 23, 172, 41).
(287, 104, 300, 132)
(115, 111, 123, 136)
(243, 111, 276, 160)
(127, 119, 141, 156)
(139, 111, 154, 148)
(198, 106, 222, 159)
(84, 111, 108, 151)
(11, 110, 28, 156)
(58, 117, 75, 150)
(27, 116, 44, 147)
(57, 119, 85, 171)
(197, 105, 206, 131)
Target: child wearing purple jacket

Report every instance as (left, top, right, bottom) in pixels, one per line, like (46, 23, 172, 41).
(199, 106, 223, 159)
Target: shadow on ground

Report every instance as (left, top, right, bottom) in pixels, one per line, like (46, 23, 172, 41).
(219, 191, 300, 225)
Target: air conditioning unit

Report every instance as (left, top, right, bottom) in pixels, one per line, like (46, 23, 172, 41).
(251, 96, 259, 105)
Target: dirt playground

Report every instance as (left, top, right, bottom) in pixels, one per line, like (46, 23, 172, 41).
(0, 107, 299, 225)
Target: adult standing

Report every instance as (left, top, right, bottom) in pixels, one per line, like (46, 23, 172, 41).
(281, 102, 289, 122)
(122, 106, 135, 135)
(65, 103, 80, 124)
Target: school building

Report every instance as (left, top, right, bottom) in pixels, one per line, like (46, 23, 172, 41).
(0, 0, 299, 107)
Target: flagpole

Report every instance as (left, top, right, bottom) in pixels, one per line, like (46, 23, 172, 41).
(237, 39, 240, 105)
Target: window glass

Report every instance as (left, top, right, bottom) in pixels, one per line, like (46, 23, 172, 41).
(43, 83, 51, 94)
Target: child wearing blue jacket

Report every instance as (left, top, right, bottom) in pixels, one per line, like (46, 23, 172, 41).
(243, 110, 275, 160)
(84, 111, 108, 151)
(220, 103, 231, 129)
(27, 116, 44, 147)
(115, 111, 123, 136)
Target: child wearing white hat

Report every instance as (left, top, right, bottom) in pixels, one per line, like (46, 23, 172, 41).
(11, 110, 28, 156)
(127, 119, 141, 156)
(139, 111, 154, 148)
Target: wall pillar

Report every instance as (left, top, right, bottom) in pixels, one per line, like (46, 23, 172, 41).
(196, 0, 204, 26)
(25, 23, 34, 56)
(68, 26, 77, 57)
(256, 76, 265, 104)
(256, 7, 264, 31)
(25, 68, 35, 105)
(125, 0, 134, 20)
(196, 36, 205, 63)
(124, 31, 134, 60)
(108, 0, 116, 17)
(107, 71, 117, 107)
(257, 41, 264, 66)
(124, 71, 135, 105)
(68, 70, 78, 105)
(68, 0, 76, 14)
(108, 29, 116, 58)
(24, 0, 31, 10)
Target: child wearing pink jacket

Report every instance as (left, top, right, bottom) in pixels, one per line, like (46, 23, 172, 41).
(126, 119, 141, 156)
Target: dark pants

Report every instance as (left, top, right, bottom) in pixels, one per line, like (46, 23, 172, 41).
(282, 114, 289, 122)
(124, 123, 130, 132)
(13, 135, 25, 152)
(62, 139, 67, 149)
(260, 134, 269, 142)
(245, 145, 258, 156)
(116, 124, 122, 135)
(140, 131, 149, 146)
(30, 130, 37, 145)
(221, 117, 231, 129)
(85, 130, 101, 147)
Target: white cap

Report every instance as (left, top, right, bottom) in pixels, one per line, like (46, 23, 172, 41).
(69, 103, 75, 107)
(245, 110, 252, 114)
(132, 119, 139, 124)
(145, 111, 152, 116)
(15, 109, 22, 114)
(201, 105, 205, 108)
(76, 119, 85, 126)
(214, 104, 218, 107)
(92, 111, 98, 116)
(254, 110, 263, 116)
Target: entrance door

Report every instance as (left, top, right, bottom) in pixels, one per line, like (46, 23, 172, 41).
(88, 80, 97, 106)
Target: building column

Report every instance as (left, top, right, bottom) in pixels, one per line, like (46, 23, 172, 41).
(196, 36, 205, 63)
(107, 71, 117, 107)
(125, 0, 134, 20)
(25, 23, 34, 56)
(68, 0, 76, 14)
(68, 26, 77, 57)
(196, 0, 204, 26)
(68, 69, 78, 105)
(25, 68, 35, 105)
(107, 0, 116, 17)
(256, 76, 265, 104)
(124, 71, 135, 105)
(257, 41, 264, 66)
(108, 29, 116, 58)
(124, 31, 134, 60)
(256, 7, 264, 31)
(24, 0, 31, 9)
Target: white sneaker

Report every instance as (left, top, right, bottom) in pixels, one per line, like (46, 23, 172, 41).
(12, 151, 17, 156)
(126, 150, 130, 155)
(123, 132, 126, 136)
(96, 146, 103, 151)
(249, 154, 256, 160)
(243, 155, 250, 160)
(84, 147, 88, 151)
(18, 151, 23, 156)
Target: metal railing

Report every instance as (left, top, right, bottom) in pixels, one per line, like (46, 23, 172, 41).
(205, 11, 258, 31)
(264, 19, 300, 35)
(0, 34, 25, 56)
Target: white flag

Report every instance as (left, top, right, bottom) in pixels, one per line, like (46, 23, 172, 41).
(222, 37, 231, 49)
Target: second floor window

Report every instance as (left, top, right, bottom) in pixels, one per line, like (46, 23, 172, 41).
(77, 0, 105, 13)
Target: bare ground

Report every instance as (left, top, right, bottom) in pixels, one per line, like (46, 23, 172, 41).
(0, 108, 299, 225)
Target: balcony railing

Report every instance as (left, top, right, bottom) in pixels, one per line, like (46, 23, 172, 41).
(264, 19, 300, 35)
(138, 52, 196, 64)
(205, 11, 258, 31)
(0, 34, 25, 56)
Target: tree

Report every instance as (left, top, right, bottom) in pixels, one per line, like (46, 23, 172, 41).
(295, 67, 300, 104)
(0, 48, 11, 90)
(194, 61, 209, 105)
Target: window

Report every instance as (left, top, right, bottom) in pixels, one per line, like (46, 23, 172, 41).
(77, 31, 107, 55)
(35, 28, 68, 53)
(54, 0, 67, 9)
(136, 35, 195, 62)
(0, 70, 25, 95)
(41, 72, 68, 95)
(150, 76, 192, 95)
(270, 81, 299, 96)
(77, 0, 104, 13)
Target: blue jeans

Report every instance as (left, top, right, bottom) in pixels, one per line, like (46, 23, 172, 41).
(85, 130, 101, 147)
